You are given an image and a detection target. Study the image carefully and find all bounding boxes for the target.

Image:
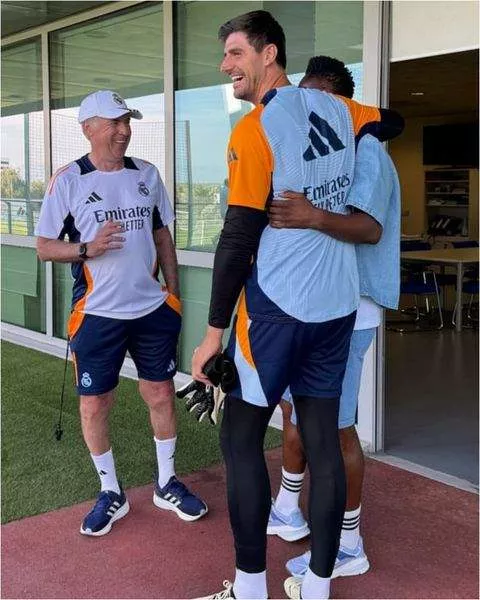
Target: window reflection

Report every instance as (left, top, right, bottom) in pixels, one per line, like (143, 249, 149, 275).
(175, 83, 252, 251)
(1, 40, 44, 236)
(50, 3, 165, 178)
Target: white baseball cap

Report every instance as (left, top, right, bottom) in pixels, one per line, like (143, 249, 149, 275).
(78, 90, 143, 123)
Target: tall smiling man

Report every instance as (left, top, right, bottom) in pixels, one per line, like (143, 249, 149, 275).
(36, 90, 207, 537)
(191, 10, 403, 600)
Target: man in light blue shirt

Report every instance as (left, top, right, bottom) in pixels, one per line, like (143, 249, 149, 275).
(266, 56, 400, 596)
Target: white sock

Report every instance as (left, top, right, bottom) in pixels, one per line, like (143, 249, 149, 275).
(233, 568, 267, 599)
(340, 505, 361, 550)
(154, 436, 176, 488)
(91, 449, 120, 494)
(274, 468, 304, 514)
(301, 568, 330, 600)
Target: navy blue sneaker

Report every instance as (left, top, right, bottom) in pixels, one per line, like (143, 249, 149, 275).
(80, 487, 130, 537)
(153, 476, 208, 521)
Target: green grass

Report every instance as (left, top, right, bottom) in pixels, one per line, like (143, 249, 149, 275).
(0, 219, 28, 235)
(1, 342, 281, 523)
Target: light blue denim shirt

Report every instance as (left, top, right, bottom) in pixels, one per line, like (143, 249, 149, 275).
(346, 134, 401, 310)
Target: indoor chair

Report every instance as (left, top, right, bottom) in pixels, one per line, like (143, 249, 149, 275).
(388, 240, 443, 331)
(452, 279, 479, 327)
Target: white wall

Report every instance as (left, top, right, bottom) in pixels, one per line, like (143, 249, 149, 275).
(357, 337, 377, 451)
(391, 0, 479, 61)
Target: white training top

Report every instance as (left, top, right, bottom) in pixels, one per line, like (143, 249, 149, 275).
(35, 155, 175, 320)
(354, 296, 382, 330)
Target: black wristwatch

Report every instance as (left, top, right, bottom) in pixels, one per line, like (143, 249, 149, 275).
(78, 243, 89, 261)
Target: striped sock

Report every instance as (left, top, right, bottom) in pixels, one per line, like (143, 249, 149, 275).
(274, 468, 305, 515)
(340, 505, 361, 550)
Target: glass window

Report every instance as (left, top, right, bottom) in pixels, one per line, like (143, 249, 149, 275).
(49, 3, 165, 338)
(1, 39, 44, 237)
(174, 1, 257, 252)
(50, 2, 165, 177)
(174, 1, 363, 253)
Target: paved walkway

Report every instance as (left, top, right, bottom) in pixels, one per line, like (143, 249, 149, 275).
(2, 449, 478, 599)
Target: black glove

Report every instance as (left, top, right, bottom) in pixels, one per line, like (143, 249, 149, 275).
(176, 380, 215, 424)
(176, 352, 237, 425)
(203, 352, 237, 393)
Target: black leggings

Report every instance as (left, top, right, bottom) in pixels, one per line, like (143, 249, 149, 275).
(220, 394, 275, 572)
(220, 393, 345, 577)
(293, 394, 346, 577)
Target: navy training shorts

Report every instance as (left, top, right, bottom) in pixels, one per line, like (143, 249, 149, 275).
(68, 299, 181, 396)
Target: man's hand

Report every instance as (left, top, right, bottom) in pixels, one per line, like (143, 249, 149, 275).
(269, 190, 382, 243)
(87, 220, 125, 257)
(192, 326, 223, 386)
(269, 191, 321, 229)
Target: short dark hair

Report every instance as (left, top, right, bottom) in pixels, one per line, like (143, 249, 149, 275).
(218, 10, 287, 69)
(304, 56, 355, 99)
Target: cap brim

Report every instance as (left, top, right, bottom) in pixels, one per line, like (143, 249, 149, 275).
(127, 108, 142, 120)
(116, 107, 143, 120)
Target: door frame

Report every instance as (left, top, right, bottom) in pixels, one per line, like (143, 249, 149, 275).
(356, 0, 391, 452)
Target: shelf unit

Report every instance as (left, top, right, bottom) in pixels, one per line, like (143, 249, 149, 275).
(425, 168, 479, 240)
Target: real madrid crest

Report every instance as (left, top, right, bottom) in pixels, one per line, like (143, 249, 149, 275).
(138, 181, 150, 196)
(112, 92, 124, 106)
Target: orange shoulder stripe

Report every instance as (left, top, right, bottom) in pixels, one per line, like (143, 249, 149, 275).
(227, 106, 273, 212)
(336, 96, 381, 136)
(47, 164, 71, 195)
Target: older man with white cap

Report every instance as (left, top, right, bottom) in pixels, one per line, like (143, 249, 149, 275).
(35, 90, 207, 536)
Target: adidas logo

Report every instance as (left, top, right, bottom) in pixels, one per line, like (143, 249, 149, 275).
(303, 111, 345, 161)
(98, 470, 107, 476)
(86, 191, 103, 204)
(106, 500, 121, 517)
(163, 492, 182, 507)
(167, 359, 176, 373)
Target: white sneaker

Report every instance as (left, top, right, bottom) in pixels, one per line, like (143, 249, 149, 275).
(197, 581, 235, 599)
(284, 577, 302, 600)
(284, 576, 330, 600)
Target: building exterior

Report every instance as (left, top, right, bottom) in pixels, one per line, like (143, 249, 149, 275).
(1, 1, 479, 453)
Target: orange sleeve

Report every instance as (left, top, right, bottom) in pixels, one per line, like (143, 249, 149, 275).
(336, 96, 381, 136)
(227, 106, 274, 211)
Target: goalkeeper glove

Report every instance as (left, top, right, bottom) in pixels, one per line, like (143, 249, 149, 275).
(176, 380, 225, 425)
